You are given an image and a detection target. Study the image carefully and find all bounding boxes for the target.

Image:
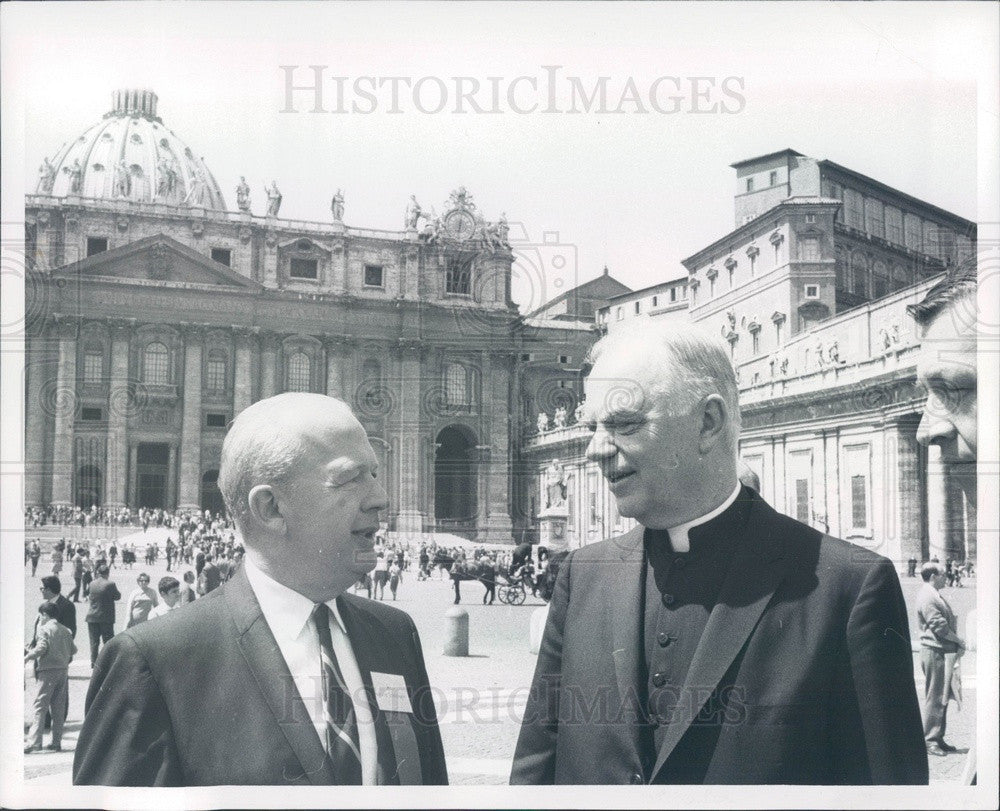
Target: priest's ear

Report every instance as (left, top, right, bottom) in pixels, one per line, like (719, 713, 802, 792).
(247, 484, 286, 536)
(697, 393, 730, 455)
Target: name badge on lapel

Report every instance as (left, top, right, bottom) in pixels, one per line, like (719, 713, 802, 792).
(371, 671, 413, 714)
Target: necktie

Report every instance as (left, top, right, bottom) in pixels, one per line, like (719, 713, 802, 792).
(312, 602, 363, 784)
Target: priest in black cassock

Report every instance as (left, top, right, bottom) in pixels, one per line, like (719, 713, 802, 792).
(510, 322, 927, 785)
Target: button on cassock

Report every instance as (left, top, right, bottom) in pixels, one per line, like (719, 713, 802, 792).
(661, 593, 675, 606)
(652, 672, 668, 688)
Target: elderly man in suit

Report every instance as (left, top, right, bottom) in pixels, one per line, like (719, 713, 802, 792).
(74, 393, 447, 786)
(511, 322, 927, 785)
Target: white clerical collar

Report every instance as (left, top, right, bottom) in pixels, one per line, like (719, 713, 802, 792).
(666, 482, 742, 553)
(243, 555, 348, 640)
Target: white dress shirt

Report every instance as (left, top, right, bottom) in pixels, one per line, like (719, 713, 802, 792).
(244, 557, 378, 784)
(666, 481, 742, 553)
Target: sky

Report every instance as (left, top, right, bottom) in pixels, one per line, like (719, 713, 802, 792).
(5, 1, 996, 311)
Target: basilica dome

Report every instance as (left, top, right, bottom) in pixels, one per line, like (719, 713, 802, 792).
(37, 89, 227, 211)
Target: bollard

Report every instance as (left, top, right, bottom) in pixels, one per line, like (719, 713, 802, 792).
(443, 606, 469, 656)
(529, 604, 550, 655)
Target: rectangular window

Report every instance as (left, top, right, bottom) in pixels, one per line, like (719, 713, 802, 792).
(87, 237, 108, 257)
(795, 479, 810, 524)
(206, 357, 226, 391)
(206, 413, 227, 428)
(211, 248, 232, 267)
(709, 277, 716, 297)
(445, 258, 472, 295)
(670, 288, 677, 302)
(558, 355, 570, 364)
(751, 331, 760, 354)
(634, 301, 640, 315)
(885, 207, 903, 244)
(364, 264, 384, 287)
(616, 307, 623, 321)
(745, 178, 754, 193)
(800, 237, 820, 262)
(904, 214, 921, 251)
(749, 255, 756, 276)
(804, 284, 820, 299)
(520, 353, 533, 362)
(845, 189, 863, 229)
(81, 407, 103, 421)
(651, 296, 658, 308)
(851, 475, 867, 529)
(775, 320, 783, 345)
(83, 352, 103, 383)
(289, 258, 318, 279)
(769, 171, 778, 186)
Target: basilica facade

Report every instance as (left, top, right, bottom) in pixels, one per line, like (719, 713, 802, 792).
(24, 89, 548, 542)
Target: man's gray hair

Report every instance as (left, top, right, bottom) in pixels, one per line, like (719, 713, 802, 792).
(218, 396, 317, 535)
(586, 321, 741, 432)
(920, 561, 943, 582)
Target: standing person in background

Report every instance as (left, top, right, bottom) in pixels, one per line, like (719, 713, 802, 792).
(179, 571, 197, 604)
(372, 552, 389, 601)
(388, 560, 401, 601)
(28, 539, 42, 577)
(68, 548, 86, 602)
(916, 562, 965, 757)
(85, 564, 120, 667)
(125, 573, 159, 628)
(148, 577, 182, 619)
(36, 576, 77, 639)
(24, 602, 77, 754)
(479, 554, 497, 605)
(197, 555, 221, 596)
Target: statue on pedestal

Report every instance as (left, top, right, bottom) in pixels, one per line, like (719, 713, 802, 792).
(536, 411, 549, 434)
(64, 159, 83, 194)
(236, 176, 251, 212)
(544, 460, 567, 509)
(37, 158, 57, 193)
(114, 160, 132, 198)
(553, 406, 567, 429)
(264, 181, 282, 216)
(331, 188, 345, 221)
(405, 195, 423, 230)
(574, 400, 586, 424)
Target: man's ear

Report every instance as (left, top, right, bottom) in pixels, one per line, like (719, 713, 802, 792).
(247, 484, 286, 535)
(698, 394, 729, 454)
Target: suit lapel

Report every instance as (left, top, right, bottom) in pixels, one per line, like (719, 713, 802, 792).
(649, 493, 790, 781)
(336, 594, 404, 786)
(609, 526, 646, 720)
(226, 568, 336, 786)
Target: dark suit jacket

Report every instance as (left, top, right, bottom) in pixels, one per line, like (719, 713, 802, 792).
(73, 566, 447, 786)
(84, 578, 121, 625)
(511, 489, 927, 785)
(53, 593, 77, 638)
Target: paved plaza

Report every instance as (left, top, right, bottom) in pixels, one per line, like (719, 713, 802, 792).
(22, 527, 978, 786)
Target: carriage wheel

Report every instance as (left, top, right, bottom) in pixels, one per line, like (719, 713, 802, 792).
(497, 585, 511, 604)
(510, 584, 526, 605)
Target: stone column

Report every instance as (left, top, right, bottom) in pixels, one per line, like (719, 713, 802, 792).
(483, 351, 514, 542)
(128, 444, 139, 507)
(889, 418, 923, 565)
(105, 321, 131, 507)
(325, 336, 346, 399)
(403, 246, 421, 300)
(50, 318, 79, 506)
(925, 444, 951, 562)
(167, 445, 178, 510)
(178, 326, 203, 510)
(233, 328, 254, 417)
(394, 339, 425, 534)
(24, 328, 55, 506)
(260, 332, 278, 399)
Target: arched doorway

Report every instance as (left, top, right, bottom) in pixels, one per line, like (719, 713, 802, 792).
(201, 469, 226, 517)
(434, 425, 477, 536)
(76, 464, 102, 509)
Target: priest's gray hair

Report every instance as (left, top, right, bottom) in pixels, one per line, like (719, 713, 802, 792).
(585, 320, 741, 434)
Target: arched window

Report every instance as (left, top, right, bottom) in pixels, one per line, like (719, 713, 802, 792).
(143, 342, 170, 384)
(287, 351, 311, 392)
(83, 343, 103, 383)
(206, 349, 227, 392)
(445, 363, 468, 406)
